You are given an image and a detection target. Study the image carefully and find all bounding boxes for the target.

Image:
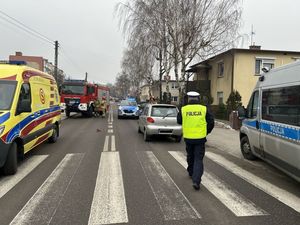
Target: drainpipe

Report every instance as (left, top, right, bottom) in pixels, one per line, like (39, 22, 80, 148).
(230, 50, 235, 93)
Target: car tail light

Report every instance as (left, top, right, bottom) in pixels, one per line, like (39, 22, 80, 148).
(147, 117, 155, 123)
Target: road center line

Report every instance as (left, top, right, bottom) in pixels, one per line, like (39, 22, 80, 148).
(111, 135, 116, 151)
(10, 153, 84, 225)
(137, 151, 201, 221)
(103, 136, 109, 152)
(206, 152, 300, 213)
(0, 155, 48, 199)
(88, 152, 128, 225)
(169, 151, 267, 217)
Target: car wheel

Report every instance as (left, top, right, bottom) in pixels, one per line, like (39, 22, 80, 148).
(175, 136, 182, 143)
(118, 115, 121, 119)
(240, 136, 256, 160)
(66, 109, 70, 118)
(2, 142, 18, 175)
(48, 125, 59, 143)
(143, 129, 150, 142)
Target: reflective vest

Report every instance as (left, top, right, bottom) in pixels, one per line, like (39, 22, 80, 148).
(182, 104, 207, 139)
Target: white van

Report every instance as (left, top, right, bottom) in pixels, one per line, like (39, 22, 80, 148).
(239, 61, 300, 182)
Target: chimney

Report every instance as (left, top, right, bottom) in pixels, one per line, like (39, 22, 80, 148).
(15, 51, 23, 56)
(249, 45, 261, 50)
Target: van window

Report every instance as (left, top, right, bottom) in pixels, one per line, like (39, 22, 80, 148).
(19, 83, 31, 102)
(247, 91, 259, 118)
(262, 85, 300, 127)
(0, 80, 17, 110)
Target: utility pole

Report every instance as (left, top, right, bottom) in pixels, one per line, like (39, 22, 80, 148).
(85, 72, 88, 82)
(54, 40, 59, 82)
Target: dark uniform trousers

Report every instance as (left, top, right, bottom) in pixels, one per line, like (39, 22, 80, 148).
(185, 140, 206, 185)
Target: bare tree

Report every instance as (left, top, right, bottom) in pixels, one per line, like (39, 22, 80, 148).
(116, 0, 242, 103)
(115, 72, 131, 98)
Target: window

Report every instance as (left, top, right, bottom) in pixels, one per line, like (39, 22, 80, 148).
(151, 106, 177, 117)
(255, 58, 275, 75)
(218, 62, 224, 77)
(0, 80, 17, 110)
(171, 83, 178, 89)
(87, 86, 95, 94)
(262, 85, 300, 126)
(61, 85, 85, 95)
(172, 96, 178, 102)
(143, 106, 149, 116)
(19, 83, 31, 102)
(17, 83, 32, 112)
(247, 91, 259, 118)
(217, 92, 223, 105)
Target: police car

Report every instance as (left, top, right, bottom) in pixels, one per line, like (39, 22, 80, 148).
(118, 98, 139, 119)
(238, 61, 300, 182)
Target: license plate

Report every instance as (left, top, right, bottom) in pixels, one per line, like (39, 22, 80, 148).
(69, 100, 75, 104)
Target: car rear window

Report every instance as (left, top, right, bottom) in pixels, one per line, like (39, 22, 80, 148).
(151, 106, 177, 117)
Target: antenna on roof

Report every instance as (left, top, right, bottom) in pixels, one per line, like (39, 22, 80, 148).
(250, 25, 255, 46)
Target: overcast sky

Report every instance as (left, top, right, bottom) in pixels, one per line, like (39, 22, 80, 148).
(0, 0, 299, 84)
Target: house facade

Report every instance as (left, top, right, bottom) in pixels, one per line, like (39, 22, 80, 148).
(188, 46, 300, 106)
(140, 80, 183, 104)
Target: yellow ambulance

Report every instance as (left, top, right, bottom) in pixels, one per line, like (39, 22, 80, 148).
(0, 62, 61, 175)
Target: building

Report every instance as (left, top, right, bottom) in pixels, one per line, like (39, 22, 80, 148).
(9, 51, 44, 71)
(140, 80, 183, 105)
(187, 46, 300, 106)
(9, 52, 65, 86)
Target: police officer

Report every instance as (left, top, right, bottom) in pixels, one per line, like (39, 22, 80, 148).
(177, 91, 214, 190)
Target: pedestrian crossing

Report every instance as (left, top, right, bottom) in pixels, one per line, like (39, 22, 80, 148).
(2, 150, 299, 225)
(1, 114, 299, 224)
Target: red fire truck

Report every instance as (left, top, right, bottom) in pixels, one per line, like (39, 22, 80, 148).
(60, 80, 109, 117)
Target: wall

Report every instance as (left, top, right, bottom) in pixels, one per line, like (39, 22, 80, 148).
(234, 51, 300, 106)
(207, 53, 233, 105)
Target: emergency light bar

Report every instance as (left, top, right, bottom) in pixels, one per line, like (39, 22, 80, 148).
(0, 60, 27, 65)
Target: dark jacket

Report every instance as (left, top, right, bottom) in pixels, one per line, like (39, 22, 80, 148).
(177, 101, 214, 144)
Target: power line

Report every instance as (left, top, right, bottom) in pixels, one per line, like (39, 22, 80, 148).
(59, 45, 85, 74)
(0, 10, 54, 45)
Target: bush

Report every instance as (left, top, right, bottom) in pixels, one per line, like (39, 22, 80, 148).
(215, 103, 228, 120)
(226, 90, 242, 113)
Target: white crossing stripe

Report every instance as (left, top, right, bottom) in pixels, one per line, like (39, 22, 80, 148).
(169, 151, 268, 217)
(108, 125, 113, 129)
(108, 129, 113, 133)
(206, 152, 300, 213)
(0, 155, 48, 199)
(107, 112, 111, 123)
(88, 152, 128, 225)
(110, 111, 114, 122)
(111, 135, 116, 151)
(103, 136, 109, 152)
(137, 151, 201, 221)
(10, 154, 84, 225)
(108, 122, 112, 125)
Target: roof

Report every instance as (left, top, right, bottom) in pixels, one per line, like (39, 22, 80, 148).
(0, 64, 55, 82)
(188, 48, 300, 71)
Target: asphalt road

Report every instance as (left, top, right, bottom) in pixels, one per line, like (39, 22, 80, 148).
(0, 109, 299, 225)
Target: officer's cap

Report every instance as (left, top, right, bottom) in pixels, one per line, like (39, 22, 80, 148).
(187, 91, 200, 97)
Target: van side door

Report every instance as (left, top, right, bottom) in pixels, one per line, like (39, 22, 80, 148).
(260, 85, 300, 176)
(16, 83, 34, 146)
(245, 90, 263, 157)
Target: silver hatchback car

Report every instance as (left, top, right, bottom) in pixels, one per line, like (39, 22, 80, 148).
(138, 104, 182, 142)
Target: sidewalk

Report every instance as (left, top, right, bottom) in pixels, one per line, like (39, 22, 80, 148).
(206, 120, 243, 159)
